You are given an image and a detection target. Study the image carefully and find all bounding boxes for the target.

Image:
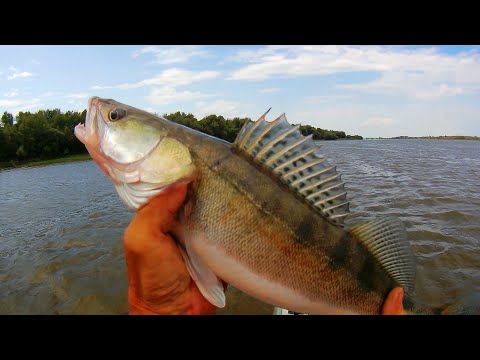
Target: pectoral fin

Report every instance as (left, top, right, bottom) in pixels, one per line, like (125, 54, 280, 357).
(174, 214, 226, 308)
(178, 246, 226, 308)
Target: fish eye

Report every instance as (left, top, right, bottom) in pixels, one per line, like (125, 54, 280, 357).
(109, 108, 127, 121)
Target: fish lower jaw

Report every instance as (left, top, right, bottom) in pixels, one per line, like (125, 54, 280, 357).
(74, 123, 87, 143)
(192, 241, 358, 315)
(74, 122, 98, 145)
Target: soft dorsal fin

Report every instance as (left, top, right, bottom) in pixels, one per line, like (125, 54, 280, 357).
(234, 110, 349, 225)
(350, 216, 416, 294)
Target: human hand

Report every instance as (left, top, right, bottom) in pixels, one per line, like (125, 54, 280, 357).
(382, 287, 408, 315)
(123, 184, 220, 315)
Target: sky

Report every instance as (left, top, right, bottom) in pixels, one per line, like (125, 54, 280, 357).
(0, 45, 479, 138)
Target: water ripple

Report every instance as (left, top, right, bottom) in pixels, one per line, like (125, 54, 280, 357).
(320, 139, 480, 308)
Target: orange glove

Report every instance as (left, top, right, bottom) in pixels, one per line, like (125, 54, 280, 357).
(123, 184, 219, 315)
(123, 183, 407, 315)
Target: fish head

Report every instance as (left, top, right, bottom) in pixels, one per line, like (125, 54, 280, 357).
(75, 96, 196, 210)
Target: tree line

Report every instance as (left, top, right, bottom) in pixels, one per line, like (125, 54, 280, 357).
(163, 112, 362, 142)
(0, 109, 87, 163)
(0, 109, 362, 164)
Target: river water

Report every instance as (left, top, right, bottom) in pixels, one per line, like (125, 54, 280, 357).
(1, 139, 479, 314)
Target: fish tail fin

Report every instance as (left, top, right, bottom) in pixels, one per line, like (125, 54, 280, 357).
(439, 292, 480, 315)
(350, 216, 416, 295)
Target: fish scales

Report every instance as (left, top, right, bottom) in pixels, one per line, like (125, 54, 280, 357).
(156, 124, 393, 313)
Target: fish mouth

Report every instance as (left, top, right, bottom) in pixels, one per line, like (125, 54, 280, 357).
(74, 96, 116, 179)
(74, 96, 100, 144)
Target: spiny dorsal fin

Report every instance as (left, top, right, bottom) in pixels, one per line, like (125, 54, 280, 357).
(234, 110, 349, 225)
(350, 216, 416, 295)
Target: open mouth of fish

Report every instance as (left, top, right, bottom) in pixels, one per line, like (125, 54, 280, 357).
(74, 97, 99, 145)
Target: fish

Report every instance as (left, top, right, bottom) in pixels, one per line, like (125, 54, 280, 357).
(75, 96, 478, 315)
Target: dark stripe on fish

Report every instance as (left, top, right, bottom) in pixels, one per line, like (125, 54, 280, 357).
(357, 254, 377, 292)
(294, 216, 316, 245)
(328, 233, 350, 270)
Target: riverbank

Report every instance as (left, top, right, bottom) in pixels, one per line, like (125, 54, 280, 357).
(0, 153, 92, 170)
(367, 136, 480, 140)
(419, 136, 480, 140)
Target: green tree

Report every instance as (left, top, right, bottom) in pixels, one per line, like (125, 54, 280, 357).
(164, 112, 200, 131)
(1, 111, 14, 127)
(16, 145, 27, 158)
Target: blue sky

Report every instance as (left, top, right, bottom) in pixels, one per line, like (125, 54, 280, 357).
(0, 45, 479, 138)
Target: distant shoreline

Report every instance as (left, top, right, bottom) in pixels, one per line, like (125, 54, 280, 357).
(0, 153, 92, 170)
(366, 136, 480, 141)
(1, 135, 477, 171)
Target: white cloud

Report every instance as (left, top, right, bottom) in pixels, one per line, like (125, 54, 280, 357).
(142, 107, 157, 114)
(132, 45, 209, 64)
(194, 100, 245, 119)
(92, 68, 220, 90)
(228, 46, 389, 80)
(227, 45, 480, 100)
(294, 104, 378, 131)
(65, 100, 88, 112)
(39, 91, 57, 98)
(11, 103, 44, 113)
(147, 87, 210, 105)
(3, 89, 19, 97)
(304, 94, 352, 103)
(0, 98, 43, 114)
(8, 72, 33, 80)
(7, 66, 33, 80)
(338, 74, 467, 100)
(412, 84, 463, 100)
(64, 93, 89, 99)
(0, 99, 22, 107)
(361, 117, 394, 127)
(258, 87, 281, 94)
